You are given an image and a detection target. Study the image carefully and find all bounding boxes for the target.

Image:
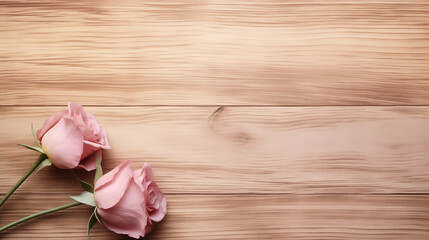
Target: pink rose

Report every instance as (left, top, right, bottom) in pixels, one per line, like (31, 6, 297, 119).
(134, 163, 168, 234)
(37, 103, 110, 170)
(94, 161, 167, 239)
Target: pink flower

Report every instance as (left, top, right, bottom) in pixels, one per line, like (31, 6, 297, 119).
(37, 103, 110, 170)
(94, 161, 167, 239)
(135, 163, 168, 234)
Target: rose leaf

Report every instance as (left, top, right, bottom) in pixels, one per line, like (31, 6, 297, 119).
(35, 158, 51, 174)
(68, 191, 96, 207)
(18, 144, 45, 154)
(87, 208, 98, 236)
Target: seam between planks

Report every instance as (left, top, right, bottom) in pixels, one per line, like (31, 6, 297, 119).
(1, 105, 429, 108)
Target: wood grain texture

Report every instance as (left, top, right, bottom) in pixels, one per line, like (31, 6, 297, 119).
(1, 106, 428, 194)
(1, 194, 428, 239)
(1, 0, 429, 105)
(1, 0, 429, 239)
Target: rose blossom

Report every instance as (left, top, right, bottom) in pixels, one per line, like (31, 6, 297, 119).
(36, 102, 110, 170)
(94, 161, 167, 239)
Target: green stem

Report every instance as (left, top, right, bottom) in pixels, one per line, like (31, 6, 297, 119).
(0, 153, 47, 208)
(0, 201, 82, 232)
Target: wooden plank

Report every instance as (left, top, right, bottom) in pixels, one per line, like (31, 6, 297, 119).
(1, 1, 428, 105)
(0, 194, 428, 239)
(0, 106, 428, 194)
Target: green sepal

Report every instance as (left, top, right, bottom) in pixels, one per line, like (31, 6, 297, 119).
(87, 208, 98, 236)
(71, 170, 94, 193)
(94, 158, 103, 185)
(68, 191, 96, 207)
(78, 179, 94, 193)
(18, 144, 45, 154)
(94, 208, 102, 224)
(35, 158, 51, 174)
(31, 123, 40, 146)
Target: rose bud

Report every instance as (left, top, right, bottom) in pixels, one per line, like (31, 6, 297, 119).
(36, 102, 110, 170)
(94, 161, 167, 239)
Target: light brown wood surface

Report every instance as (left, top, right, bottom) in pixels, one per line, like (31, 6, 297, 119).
(1, 0, 429, 239)
(1, 0, 429, 105)
(1, 194, 428, 239)
(1, 106, 428, 194)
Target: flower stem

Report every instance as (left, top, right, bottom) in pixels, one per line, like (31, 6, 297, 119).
(0, 201, 82, 232)
(0, 153, 47, 208)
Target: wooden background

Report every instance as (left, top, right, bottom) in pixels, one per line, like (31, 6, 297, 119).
(1, 0, 428, 239)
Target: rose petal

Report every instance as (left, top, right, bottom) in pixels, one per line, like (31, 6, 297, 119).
(36, 110, 67, 141)
(97, 177, 148, 239)
(67, 102, 86, 119)
(41, 118, 84, 169)
(133, 168, 145, 184)
(94, 161, 134, 209)
(149, 194, 167, 222)
(68, 103, 95, 139)
(143, 163, 154, 179)
(99, 127, 111, 149)
(148, 187, 161, 209)
(68, 102, 110, 148)
(81, 140, 101, 160)
(144, 222, 155, 236)
(77, 149, 102, 171)
(134, 163, 155, 187)
(134, 163, 167, 223)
